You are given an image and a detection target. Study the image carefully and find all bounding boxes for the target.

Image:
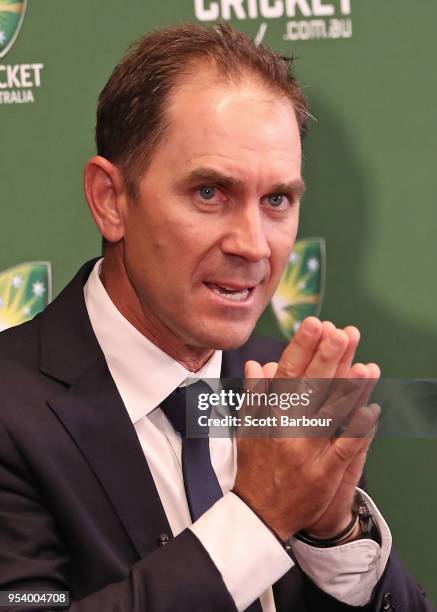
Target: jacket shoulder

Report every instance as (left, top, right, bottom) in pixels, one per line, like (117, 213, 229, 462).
(0, 317, 40, 372)
(0, 317, 58, 424)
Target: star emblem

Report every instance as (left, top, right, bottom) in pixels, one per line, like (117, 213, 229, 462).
(307, 257, 320, 272)
(12, 275, 24, 288)
(290, 252, 299, 264)
(32, 281, 46, 297)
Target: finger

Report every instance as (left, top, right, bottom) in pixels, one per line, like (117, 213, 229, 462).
(343, 403, 381, 438)
(348, 362, 381, 380)
(276, 317, 323, 378)
(349, 362, 369, 378)
(304, 328, 349, 379)
(321, 320, 335, 340)
(334, 326, 360, 378)
(348, 362, 381, 411)
(354, 424, 376, 459)
(327, 404, 380, 469)
(262, 362, 278, 378)
(319, 364, 379, 437)
(244, 360, 264, 392)
(317, 365, 370, 434)
(245, 360, 263, 379)
(340, 426, 377, 487)
(294, 329, 350, 411)
(366, 362, 381, 379)
(241, 361, 265, 429)
(305, 326, 359, 410)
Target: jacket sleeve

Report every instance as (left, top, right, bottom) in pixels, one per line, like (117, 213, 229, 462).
(0, 422, 237, 612)
(300, 472, 435, 611)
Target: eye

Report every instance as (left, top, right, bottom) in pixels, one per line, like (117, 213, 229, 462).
(194, 185, 227, 208)
(265, 193, 290, 209)
(199, 185, 216, 201)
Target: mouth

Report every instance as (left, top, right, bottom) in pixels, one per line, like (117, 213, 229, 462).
(203, 282, 256, 303)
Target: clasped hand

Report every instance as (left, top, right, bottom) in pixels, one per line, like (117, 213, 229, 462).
(233, 317, 381, 542)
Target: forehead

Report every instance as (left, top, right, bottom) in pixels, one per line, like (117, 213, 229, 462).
(147, 66, 302, 185)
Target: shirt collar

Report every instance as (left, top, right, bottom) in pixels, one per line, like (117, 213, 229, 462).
(84, 258, 222, 424)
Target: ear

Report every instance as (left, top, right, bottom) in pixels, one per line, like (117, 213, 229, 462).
(83, 156, 127, 243)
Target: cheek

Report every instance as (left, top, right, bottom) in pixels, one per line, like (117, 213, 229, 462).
(136, 216, 208, 286)
(127, 202, 178, 258)
(270, 221, 299, 274)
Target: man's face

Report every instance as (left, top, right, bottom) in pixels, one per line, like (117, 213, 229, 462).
(121, 69, 304, 350)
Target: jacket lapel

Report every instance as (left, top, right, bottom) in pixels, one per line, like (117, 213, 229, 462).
(48, 355, 172, 558)
(40, 260, 171, 558)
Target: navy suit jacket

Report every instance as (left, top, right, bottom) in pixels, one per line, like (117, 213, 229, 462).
(0, 260, 433, 611)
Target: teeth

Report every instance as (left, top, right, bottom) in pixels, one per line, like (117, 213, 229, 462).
(210, 284, 250, 302)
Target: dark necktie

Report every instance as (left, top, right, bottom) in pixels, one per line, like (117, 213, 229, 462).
(160, 380, 223, 521)
(160, 381, 263, 612)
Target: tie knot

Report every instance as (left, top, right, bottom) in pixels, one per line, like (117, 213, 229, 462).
(160, 380, 212, 438)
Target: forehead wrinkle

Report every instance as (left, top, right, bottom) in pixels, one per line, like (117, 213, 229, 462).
(188, 148, 301, 178)
(188, 147, 300, 166)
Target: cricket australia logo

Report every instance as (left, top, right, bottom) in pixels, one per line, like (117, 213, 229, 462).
(256, 238, 326, 340)
(0, 262, 52, 331)
(0, 1, 27, 59)
(272, 238, 325, 338)
(0, 0, 44, 106)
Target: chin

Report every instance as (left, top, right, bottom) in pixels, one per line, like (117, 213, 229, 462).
(192, 321, 255, 351)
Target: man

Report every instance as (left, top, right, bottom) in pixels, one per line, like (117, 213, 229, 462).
(0, 22, 432, 611)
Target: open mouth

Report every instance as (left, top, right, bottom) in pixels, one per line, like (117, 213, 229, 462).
(204, 282, 255, 303)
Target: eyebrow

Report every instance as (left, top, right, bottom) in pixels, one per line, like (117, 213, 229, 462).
(178, 167, 307, 199)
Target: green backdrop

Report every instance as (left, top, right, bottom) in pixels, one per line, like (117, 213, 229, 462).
(1, 0, 436, 604)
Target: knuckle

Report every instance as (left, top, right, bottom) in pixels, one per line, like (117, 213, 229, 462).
(334, 441, 356, 463)
(316, 345, 332, 364)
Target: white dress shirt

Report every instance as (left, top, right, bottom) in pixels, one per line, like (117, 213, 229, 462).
(84, 258, 392, 611)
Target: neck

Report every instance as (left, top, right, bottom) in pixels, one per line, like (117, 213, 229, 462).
(99, 248, 214, 372)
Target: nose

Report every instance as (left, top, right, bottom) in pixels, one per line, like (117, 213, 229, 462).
(220, 206, 271, 263)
